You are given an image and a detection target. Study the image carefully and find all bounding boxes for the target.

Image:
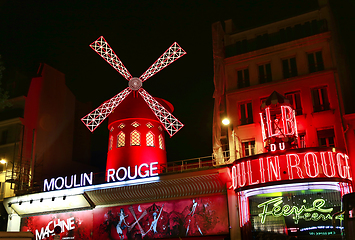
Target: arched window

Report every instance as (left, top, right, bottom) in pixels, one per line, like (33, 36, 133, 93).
(130, 130, 141, 146)
(146, 131, 155, 147)
(117, 132, 125, 148)
(159, 134, 164, 150)
(109, 136, 113, 151)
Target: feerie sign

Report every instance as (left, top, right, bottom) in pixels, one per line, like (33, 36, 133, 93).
(231, 148, 352, 190)
(43, 162, 159, 192)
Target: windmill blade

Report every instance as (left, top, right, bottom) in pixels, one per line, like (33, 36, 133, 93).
(90, 36, 132, 81)
(138, 88, 183, 137)
(139, 42, 186, 82)
(81, 87, 132, 132)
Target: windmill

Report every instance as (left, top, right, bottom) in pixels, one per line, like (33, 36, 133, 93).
(82, 36, 186, 175)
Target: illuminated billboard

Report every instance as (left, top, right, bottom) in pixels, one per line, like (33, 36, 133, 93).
(21, 210, 93, 240)
(92, 195, 229, 239)
(21, 195, 229, 240)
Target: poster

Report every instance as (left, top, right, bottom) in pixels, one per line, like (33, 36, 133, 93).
(93, 195, 229, 239)
(21, 210, 93, 240)
(21, 194, 229, 240)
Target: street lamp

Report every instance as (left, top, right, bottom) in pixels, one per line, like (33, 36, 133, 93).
(222, 118, 230, 126)
(0, 159, 6, 165)
(221, 118, 236, 163)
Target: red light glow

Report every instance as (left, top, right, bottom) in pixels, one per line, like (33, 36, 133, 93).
(230, 149, 352, 190)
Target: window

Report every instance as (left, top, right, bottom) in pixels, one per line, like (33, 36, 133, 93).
(311, 86, 330, 112)
(308, 51, 324, 73)
(159, 135, 164, 150)
(237, 68, 250, 89)
(282, 57, 298, 78)
(242, 140, 255, 157)
(109, 136, 113, 151)
(258, 63, 272, 83)
(146, 132, 155, 147)
(317, 128, 335, 147)
(298, 133, 306, 148)
(239, 102, 253, 125)
(131, 121, 140, 127)
(117, 132, 125, 147)
(285, 91, 302, 115)
(130, 130, 141, 146)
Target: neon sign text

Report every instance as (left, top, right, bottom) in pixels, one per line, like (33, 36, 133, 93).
(44, 172, 93, 192)
(260, 106, 298, 141)
(107, 162, 159, 182)
(257, 197, 333, 224)
(231, 149, 352, 190)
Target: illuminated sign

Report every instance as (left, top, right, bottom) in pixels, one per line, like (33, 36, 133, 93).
(260, 92, 299, 151)
(106, 162, 159, 182)
(257, 197, 333, 224)
(260, 106, 298, 140)
(44, 172, 93, 192)
(231, 149, 352, 190)
(43, 162, 160, 192)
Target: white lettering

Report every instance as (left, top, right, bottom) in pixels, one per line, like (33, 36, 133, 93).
(43, 172, 93, 192)
(43, 178, 55, 191)
(128, 166, 138, 179)
(35, 217, 76, 240)
(83, 172, 93, 186)
(107, 169, 115, 182)
(116, 167, 127, 181)
(150, 162, 158, 176)
(54, 177, 64, 190)
(138, 163, 149, 178)
(73, 174, 80, 187)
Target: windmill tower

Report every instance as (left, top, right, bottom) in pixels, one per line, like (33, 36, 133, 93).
(82, 36, 186, 176)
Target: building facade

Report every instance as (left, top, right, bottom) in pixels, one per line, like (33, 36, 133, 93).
(212, 0, 354, 239)
(0, 64, 95, 229)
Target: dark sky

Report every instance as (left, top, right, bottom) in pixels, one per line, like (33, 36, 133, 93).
(0, 0, 319, 164)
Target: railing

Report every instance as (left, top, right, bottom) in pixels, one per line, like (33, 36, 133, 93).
(161, 150, 232, 174)
(161, 155, 215, 173)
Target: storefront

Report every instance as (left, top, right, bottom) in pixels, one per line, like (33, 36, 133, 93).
(229, 92, 354, 239)
(4, 167, 232, 240)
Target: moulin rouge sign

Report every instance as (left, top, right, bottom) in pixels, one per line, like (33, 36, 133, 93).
(43, 162, 159, 192)
(230, 148, 352, 190)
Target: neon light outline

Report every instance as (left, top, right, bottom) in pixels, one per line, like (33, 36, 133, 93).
(257, 197, 333, 224)
(82, 37, 186, 137)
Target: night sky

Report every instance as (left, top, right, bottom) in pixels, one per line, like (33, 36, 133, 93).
(0, 0, 320, 165)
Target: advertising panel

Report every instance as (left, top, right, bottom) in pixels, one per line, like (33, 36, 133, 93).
(20, 195, 228, 240)
(93, 195, 229, 239)
(21, 210, 93, 240)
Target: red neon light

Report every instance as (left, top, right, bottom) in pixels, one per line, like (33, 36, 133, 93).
(82, 36, 186, 137)
(304, 152, 319, 178)
(230, 149, 352, 190)
(286, 153, 304, 180)
(281, 106, 295, 135)
(247, 161, 259, 185)
(266, 156, 281, 181)
(260, 112, 267, 141)
(337, 153, 352, 180)
(320, 152, 336, 178)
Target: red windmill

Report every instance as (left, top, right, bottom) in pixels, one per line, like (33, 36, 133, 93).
(82, 36, 186, 177)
